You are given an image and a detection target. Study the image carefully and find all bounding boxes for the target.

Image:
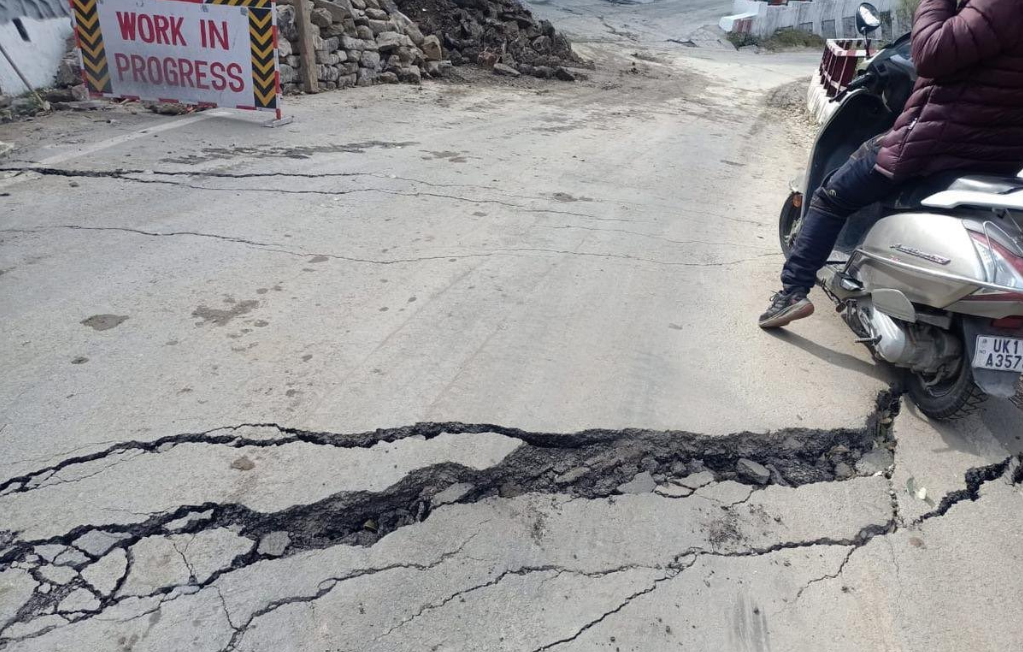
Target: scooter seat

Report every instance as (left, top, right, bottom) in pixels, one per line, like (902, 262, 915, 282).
(948, 175, 1023, 195)
(885, 172, 1023, 210)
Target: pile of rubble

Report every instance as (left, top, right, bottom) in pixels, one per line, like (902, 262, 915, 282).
(393, 0, 583, 79)
(276, 0, 443, 91)
(275, 0, 583, 91)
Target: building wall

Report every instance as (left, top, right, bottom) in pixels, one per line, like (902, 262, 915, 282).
(722, 0, 909, 41)
(0, 16, 74, 94)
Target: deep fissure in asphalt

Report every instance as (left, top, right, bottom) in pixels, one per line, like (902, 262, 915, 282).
(3, 389, 1021, 646)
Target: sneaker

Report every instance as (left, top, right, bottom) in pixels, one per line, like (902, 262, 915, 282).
(758, 290, 814, 329)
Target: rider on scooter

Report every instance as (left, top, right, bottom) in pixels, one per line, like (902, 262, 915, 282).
(759, 0, 1023, 329)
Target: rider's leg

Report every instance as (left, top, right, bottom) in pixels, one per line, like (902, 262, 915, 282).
(760, 137, 898, 329)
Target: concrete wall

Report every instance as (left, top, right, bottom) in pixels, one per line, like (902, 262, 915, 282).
(0, 16, 73, 94)
(721, 0, 909, 40)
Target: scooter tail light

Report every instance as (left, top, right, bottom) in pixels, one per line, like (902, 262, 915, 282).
(992, 316, 1023, 330)
(969, 231, 1023, 288)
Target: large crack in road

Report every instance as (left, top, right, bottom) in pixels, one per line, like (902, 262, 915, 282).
(1, 388, 1020, 649)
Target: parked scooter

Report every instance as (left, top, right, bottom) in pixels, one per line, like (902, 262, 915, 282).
(780, 3, 1023, 420)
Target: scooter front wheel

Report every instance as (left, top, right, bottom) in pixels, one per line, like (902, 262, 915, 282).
(778, 191, 802, 258)
(906, 356, 987, 421)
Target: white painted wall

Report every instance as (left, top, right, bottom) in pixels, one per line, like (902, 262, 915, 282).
(0, 16, 74, 94)
(722, 0, 909, 40)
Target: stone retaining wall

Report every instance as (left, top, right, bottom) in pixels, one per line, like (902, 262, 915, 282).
(277, 0, 442, 92)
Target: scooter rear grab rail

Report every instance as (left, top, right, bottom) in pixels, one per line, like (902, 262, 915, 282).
(843, 246, 1023, 297)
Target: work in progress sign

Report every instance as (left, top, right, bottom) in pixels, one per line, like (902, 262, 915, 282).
(70, 0, 281, 113)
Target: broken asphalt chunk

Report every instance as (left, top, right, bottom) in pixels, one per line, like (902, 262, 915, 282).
(856, 449, 894, 476)
(678, 470, 716, 490)
(431, 482, 475, 506)
(81, 548, 128, 596)
(257, 532, 291, 558)
(617, 471, 657, 494)
(655, 483, 693, 498)
(554, 467, 589, 485)
(57, 588, 100, 613)
(73, 530, 130, 557)
(38, 564, 77, 585)
(736, 459, 771, 485)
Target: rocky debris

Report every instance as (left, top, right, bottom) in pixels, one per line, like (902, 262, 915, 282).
(856, 449, 894, 476)
(654, 483, 693, 498)
(492, 62, 520, 77)
(145, 102, 190, 115)
(80, 548, 128, 596)
(617, 471, 657, 494)
(678, 470, 716, 490)
(277, 0, 431, 93)
(782, 437, 803, 451)
(257, 532, 292, 557)
(554, 66, 576, 81)
(164, 509, 215, 533)
(767, 463, 790, 487)
(555, 466, 590, 485)
(392, 0, 584, 79)
(736, 459, 771, 485)
(834, 462, 855, 480)
(431, 482, 475, 505)
(421, 34, 443, 60)
(697, 480, 753, 504)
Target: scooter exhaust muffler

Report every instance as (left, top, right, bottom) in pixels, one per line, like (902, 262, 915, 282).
(858, 305, 961, 373)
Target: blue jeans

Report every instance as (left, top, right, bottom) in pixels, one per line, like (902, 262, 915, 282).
(781, 137, 898, 294)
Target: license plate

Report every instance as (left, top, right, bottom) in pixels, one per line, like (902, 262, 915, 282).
(973, 336, 1023, 372)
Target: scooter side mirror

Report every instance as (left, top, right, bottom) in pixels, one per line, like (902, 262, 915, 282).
(856, 2, 882, 36)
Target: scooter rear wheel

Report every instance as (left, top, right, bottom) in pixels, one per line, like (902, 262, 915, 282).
(906, 357, 987, 421)
(778, 192, 802, 258)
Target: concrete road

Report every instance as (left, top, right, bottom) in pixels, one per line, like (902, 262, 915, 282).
(1, 1, 1021, 649)
(527, 0, 738, 48)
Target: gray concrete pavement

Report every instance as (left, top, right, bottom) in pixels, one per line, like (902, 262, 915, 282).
(0, 46, 883, 474)
(1, 1, 1022, 649)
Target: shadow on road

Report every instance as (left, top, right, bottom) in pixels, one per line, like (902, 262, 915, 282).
(903, 399, 1023, 458)
(764, 328, 889, 381)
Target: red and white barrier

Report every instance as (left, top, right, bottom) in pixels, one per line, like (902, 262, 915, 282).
(807, 38, 870, 124)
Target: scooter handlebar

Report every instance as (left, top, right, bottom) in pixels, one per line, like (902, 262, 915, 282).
(834, 71, 878, 102)
(845, 71, 877, 93)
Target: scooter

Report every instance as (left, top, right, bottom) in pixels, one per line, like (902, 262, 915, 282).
(779, 3, 1023, 420)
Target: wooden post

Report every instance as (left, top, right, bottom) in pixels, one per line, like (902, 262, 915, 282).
(0, 40, 50, 111)
(295, 0, 319, 93)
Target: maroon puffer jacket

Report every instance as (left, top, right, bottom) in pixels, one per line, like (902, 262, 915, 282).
(876, 0, 1023, 180)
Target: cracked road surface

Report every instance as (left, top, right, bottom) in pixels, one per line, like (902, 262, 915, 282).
(1, 1, 1022, 649)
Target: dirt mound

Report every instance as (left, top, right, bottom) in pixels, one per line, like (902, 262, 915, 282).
(389, 0, 584, 78)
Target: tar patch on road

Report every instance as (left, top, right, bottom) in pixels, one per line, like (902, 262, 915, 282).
(80, 314, 128, 331)
(192, 299, 259, 327)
